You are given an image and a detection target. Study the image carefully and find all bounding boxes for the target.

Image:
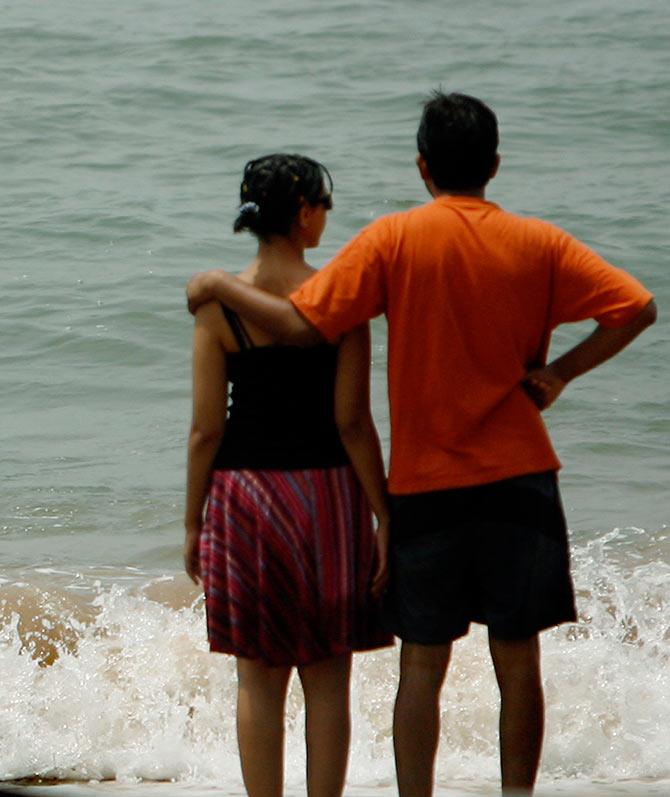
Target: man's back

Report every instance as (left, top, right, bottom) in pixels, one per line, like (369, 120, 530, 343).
(292, 194, 652, 493)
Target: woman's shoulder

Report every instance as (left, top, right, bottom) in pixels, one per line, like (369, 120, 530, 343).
(194, 300, 242, 352)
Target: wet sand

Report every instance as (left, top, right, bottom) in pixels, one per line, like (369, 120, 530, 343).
(2, 779, 670, 797)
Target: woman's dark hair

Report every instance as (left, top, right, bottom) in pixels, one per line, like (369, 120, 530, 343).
(233, 153, 333, 239)
(417, 91, 499, 190)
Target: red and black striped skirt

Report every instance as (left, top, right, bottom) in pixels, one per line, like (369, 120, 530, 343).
(199, 465, 393, 666)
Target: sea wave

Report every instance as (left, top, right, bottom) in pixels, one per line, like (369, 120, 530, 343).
(1, 534, 668, 789)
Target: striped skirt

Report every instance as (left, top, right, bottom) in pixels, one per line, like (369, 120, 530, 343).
(199, 466, 393, 666)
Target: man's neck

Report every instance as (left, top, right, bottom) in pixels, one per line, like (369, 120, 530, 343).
(432, 186, 486, 199)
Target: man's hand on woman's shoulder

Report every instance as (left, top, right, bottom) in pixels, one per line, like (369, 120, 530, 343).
(187, 269, 230, 315)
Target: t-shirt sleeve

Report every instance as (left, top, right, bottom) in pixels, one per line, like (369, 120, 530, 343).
(290, 218, 389, 342)
(550, 229, 654, 328)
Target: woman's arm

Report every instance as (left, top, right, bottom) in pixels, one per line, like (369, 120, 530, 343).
(334, 324, 390, 597)
(184, 302, 228, 584)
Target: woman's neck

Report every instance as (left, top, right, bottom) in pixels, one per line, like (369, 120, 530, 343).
(242, 236, 312, 295)
(257, 235, 306, 268)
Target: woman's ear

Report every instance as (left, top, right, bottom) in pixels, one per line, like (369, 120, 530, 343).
(297, 200, 313, 229)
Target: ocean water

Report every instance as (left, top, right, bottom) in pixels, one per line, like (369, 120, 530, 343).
(1, 0, 669, 794)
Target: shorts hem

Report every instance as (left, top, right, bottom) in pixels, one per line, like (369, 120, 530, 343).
(388, 609, 578, 645)
(487, 610, 578, 640)
(384, 624, 470, 645)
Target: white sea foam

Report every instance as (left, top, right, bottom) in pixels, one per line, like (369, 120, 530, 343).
(1, 534, 668, 792)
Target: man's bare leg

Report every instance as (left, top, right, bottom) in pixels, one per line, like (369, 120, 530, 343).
(393, 641, 452, 797)
(488, 634, 544, 794)
(298, 654, 352, 797)
(236, 658, 292, 797)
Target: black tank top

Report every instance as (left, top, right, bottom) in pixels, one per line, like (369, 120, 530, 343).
(212, 307, 350, 470)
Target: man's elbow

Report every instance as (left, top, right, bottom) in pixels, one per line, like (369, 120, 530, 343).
(290, 324, 325, 347)
(639, 299, 657, 329)
(279, 305, 325, 346)
(623, 298, 657, 339)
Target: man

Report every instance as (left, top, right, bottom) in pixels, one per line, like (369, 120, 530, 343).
(187, 92, 656, 795)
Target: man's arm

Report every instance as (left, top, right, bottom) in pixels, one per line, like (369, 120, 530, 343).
(188, 220, 388, 344)
(524, 298, 657, 410)
(187, 270, 323, 346)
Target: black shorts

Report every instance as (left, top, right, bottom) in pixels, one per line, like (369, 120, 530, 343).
(384, 471, 577, 643)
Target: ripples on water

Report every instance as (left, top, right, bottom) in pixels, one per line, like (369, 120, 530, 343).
(1, 0, 668, 790)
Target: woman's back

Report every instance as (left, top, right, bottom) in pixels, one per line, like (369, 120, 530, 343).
(213, 307, 349, 470)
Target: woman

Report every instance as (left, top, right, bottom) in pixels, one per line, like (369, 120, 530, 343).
(184, 154, 392, 797)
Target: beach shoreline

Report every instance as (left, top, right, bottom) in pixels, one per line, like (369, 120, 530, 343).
(2, 778, 670, 797)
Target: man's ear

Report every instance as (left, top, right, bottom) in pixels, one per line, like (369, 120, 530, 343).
(416, 154, 430, 182)
(490, 153, 501, 180)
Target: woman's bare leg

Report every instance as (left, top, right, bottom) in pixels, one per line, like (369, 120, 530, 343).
(297, 654, 352, 797)
(236, 657, 292, 797)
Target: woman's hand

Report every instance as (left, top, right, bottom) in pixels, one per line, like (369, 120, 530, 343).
(183, 523, 203, 586)
(371, 517, 390, 599)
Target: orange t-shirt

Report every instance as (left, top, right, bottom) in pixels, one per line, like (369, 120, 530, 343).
(291, 195, 653, 495)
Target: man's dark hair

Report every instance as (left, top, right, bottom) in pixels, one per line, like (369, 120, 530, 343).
(417, 91, 499, 191)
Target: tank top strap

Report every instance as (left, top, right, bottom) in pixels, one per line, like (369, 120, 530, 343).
(222, 305, 254, 350)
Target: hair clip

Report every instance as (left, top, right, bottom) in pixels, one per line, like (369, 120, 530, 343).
(239, 201, 260, 215)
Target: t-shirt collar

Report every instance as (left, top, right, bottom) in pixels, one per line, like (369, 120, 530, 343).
(433, 193, 499, 210)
